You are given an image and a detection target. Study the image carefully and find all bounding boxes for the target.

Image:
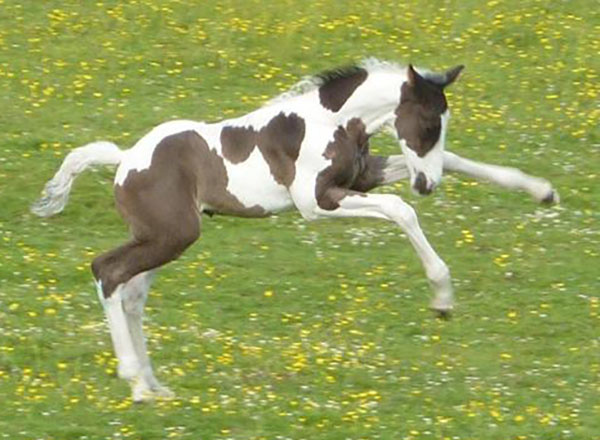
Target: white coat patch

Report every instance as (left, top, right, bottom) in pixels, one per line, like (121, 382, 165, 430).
(224, 148, 293, 213)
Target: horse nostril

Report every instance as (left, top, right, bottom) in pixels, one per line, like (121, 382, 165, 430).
(414, 172, 432, 195)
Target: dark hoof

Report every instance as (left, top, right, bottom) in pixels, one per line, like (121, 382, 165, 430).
(434, 309, 452, 320)
(541, 189, 559, 205)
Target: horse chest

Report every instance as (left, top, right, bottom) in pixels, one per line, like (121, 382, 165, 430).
(322, 118, 370, 188)
(313, 119, 371, 211)
(329, 142, 368, 187)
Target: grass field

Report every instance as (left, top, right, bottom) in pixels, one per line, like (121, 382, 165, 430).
(1, 1, 599, 439)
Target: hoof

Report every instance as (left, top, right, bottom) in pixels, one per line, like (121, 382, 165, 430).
(430, 302, 453, 320)
(131, 376, 175, 403)
(434, 309, 452, 320)
(152, 384, 175, 399)
(132, 386, 176, 403)
(430, 298, 453, 320)
(540, 189, 559, 205)
(118, 364, 141, 381)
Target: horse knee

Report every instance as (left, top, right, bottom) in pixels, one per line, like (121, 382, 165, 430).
(384, 196, 418, 229)
(399, 203, 418, 229)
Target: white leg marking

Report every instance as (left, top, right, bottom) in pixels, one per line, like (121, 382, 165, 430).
(443, 151, 558, 203)
(307, 193, 454, 312)
(121, 271, 174, 401)
(381, 154, 410, 184)
(96, 282, 141, 382)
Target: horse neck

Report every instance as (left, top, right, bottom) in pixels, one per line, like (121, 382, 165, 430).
(334, 69, 405, 133)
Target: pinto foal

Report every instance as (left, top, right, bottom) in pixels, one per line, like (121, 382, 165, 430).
(33, 60, 557, 401)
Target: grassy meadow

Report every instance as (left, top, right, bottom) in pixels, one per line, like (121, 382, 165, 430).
(0, 0, 598, 439)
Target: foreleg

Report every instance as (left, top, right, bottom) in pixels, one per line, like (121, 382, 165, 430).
(297, 189, 453, 315)
(443, 151, 559, 204)
(351, 155, 409, 192)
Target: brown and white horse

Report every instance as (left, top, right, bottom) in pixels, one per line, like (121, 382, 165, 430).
(32, 60, 558, 401)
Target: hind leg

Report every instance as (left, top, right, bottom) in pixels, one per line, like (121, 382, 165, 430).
(95, 279, 141, 383)
(93, 230, 198, 400)
(121, 270, 175, 401)
(92, 212, 200, 400)
(93, 131, 205, 399)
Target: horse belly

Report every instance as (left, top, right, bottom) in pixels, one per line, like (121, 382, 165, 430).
(222, 149, 294, 214)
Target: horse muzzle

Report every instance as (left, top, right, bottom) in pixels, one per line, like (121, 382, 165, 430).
(412, 172, 435, 196)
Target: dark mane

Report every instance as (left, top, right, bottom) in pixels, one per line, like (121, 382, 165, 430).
(316, 65, 366, 86)
(265, 58, 398, 106)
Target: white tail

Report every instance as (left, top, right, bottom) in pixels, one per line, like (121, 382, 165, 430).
(31, 141, 124, 217)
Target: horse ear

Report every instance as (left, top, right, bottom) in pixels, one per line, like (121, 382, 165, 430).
(406, 64, 420, 86)
(425, 65, 465, 89)
(442, 65, 464, 88)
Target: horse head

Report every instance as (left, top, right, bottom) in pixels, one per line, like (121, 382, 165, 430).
(394, 64, 463, 195)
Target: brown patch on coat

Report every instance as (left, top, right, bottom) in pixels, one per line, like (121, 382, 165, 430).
(257, 112, 305, 186)
(92, 130, 266, 298)
(221, 126, 257, 164)
(220, 112, 306, 187)
(318, 67, 368, 112)
(315, 118, 371, 210)
(395, 65, 448, 158)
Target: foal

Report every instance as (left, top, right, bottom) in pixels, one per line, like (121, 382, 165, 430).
(32, 60, 557, 401)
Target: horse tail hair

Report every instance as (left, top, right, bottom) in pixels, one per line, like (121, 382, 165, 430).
(31, 141, 124, 217)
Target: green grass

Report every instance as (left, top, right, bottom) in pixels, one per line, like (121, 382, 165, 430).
(1, 0, 598, 439)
